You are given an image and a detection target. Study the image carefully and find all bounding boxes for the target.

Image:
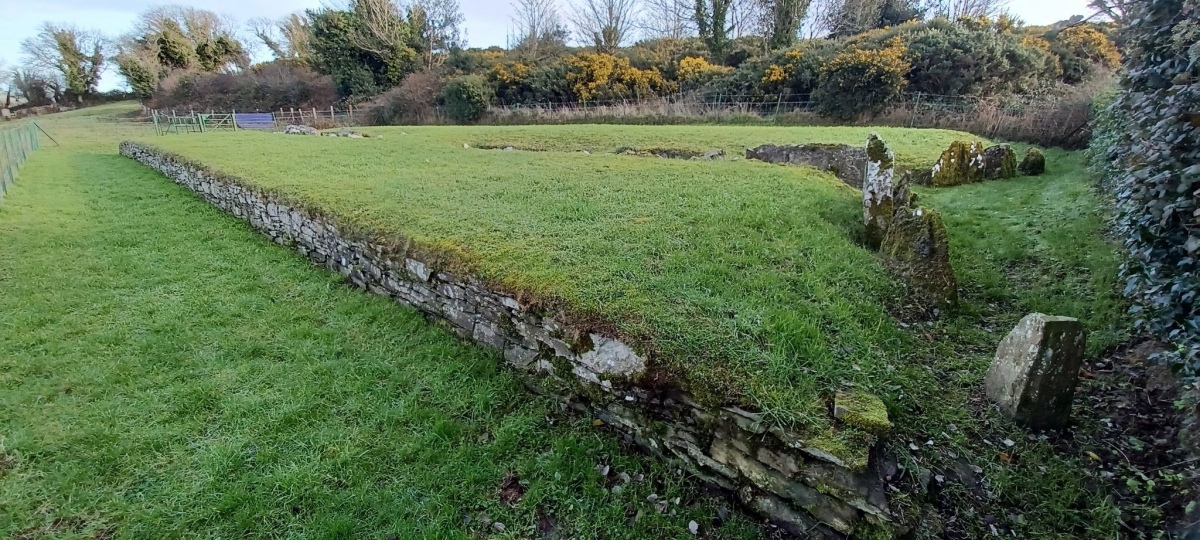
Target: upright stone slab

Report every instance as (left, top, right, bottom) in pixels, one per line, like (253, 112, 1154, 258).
(984, 314, 1087, 430)
(981, 144, 1018, 180)
(929, 141, 986, 187)
(863, 134, 909, 248)
(880, 206, 957, 310)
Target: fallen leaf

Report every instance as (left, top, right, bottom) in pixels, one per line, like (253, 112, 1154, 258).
(592, 419, 604, 426)
(999, 453, 1011, 463)
(689, 520, 700, 535)
(1086, 451, 1101, 461)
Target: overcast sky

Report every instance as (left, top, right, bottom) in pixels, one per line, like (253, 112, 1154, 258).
(0, 0, 1095, 91)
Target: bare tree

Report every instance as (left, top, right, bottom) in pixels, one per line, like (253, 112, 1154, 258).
(641, 0, 695, 38)
(20, 23, 107, 102)
(347, 0, 411, 57)
(937, 0, 1008, 19)
(511, 0, 569, 58)
(248, 12, 312, 60)
(407, 0, 466, 68)
(568, 0, 640, 53)
(1088, 0, 1133, 24)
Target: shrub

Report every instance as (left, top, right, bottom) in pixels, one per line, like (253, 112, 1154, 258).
(441, 75, 491, 123)
(1096, 0, 1200, 373)
(677, 56, 732, 89)
(563, 53, 674, 102)
(149, 61, 337, 112)
(1051, 25, 1122, 84)
(813, 39, 909, 120)
(369, 71, 444, 124)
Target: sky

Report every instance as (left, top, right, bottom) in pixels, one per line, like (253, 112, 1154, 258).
(0, 0, 1095, 91)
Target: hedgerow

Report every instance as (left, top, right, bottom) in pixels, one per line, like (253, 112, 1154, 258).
(1095, 0, 1199, 372)
(813, 38, 910, 120)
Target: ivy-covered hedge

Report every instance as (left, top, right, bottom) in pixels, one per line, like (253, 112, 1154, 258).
(1095, 0, 1199, 373)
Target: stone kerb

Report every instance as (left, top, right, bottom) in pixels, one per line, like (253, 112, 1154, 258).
(119, 141, 894, 539)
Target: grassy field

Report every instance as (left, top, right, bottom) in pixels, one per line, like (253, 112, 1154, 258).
(2, 113, 1139, 538)
(394, 124, 975, 170)
(0, 139, 764, 539)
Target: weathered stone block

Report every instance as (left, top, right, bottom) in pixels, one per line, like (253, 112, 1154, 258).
(982, 144, 1018, 180)
(1018, 148, 1046, 176)
(984, 313, 1086, 430)
(745, 143, 868, 188)
(880, 206, 958, 310)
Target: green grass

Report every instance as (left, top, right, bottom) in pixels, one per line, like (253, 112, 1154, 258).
(376, 124, 981, 170)
(142, 128, 917, 433)
(0, 143, 763, 539)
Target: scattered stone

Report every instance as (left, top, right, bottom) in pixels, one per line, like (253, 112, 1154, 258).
(880, 206, 958, 310)
(463, 143, 470, 149)
(283, 124, 318, 136)
(930, 141, 986, 187)
(833, 390, 892, 436)
(1018, 148, 1046, 176)
(504, 146, 514, 151)
(689, 520, 700, 534)
(984, 313, 1087, 430)
(701, 148, 724, 160)
(745, 143, 868, 188)
(981, 144, 1018, 180)
(863, 133, 911, 248)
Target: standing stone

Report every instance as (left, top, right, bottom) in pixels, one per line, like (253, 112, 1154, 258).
(984, 314, 1087, 430)
(863, 134, 910, 248)
(929, 141, 986, 187)
(981, 144, 1018, 179)
(1018, 148, 1046, 176)
(880, 206, 957, 310)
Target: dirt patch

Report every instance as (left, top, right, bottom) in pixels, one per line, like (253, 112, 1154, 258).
(499, 471, 525, 505)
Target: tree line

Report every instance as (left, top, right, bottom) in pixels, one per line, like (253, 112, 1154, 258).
(2, 0, 1124, 122)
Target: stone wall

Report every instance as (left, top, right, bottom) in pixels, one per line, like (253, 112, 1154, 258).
(745, 144, 868, 188)
(120, 141, 894, 538)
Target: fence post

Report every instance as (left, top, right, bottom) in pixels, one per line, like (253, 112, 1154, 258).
(312, 108, 317, 124)
(349, 104, 353, 124)
(232, 108, 238, 131)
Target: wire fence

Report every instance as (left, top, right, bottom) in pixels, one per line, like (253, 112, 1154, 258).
(152, 106, 362, 135)
(0, 123, 41, 203)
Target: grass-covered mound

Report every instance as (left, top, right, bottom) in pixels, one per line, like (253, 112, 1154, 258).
(139, 128, 1127, 436)
(0, 144, 764, 538)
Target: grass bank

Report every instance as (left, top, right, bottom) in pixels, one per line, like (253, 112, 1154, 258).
(0, 143, 763, 538)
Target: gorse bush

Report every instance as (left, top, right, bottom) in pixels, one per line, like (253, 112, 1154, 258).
(814, 38, 909, 120)
(441, 75, 490, 123)
(1052, 26, 1123, 84)
(564, 53, 673, 102)
(1095, 0, 1199, 372)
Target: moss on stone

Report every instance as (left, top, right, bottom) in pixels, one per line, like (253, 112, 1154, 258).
(929, 140, 985, 187)
(880, 206, 958, 310)
(806, 428, 873, 472)
(833, 390, 892, 437)
(1019, 147, 1047, 176)
(982, 144, 1018, 180)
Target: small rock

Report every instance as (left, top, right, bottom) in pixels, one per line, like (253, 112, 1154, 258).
(1018, 148, 1046, 176)
(492, 522, 506, 533)
(689, 520, 700, 534)
(463, 143, 470, 149)
(504, 146, 514, 151)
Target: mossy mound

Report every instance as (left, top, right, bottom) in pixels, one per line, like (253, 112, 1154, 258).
(833, 390, 892, 437)
(1019, 148, 1047, 176)
(929, 140, 986, 187)
(880, 206, 958, 310)
(982, 144, 1018, 179)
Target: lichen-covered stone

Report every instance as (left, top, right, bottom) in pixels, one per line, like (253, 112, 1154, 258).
(984, 313, 1086, 430)
(834, 391, 892, 437)
(982, 144, 1018, 180)
(929, 140, 985, 187)
(745, 143, 868, 188)
(1018, 148, 1046, 176)
(863, 134, 910, 248)
(879, 206, 958, 310)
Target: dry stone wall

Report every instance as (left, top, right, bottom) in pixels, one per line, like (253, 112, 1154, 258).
(119, 141, 894, 539)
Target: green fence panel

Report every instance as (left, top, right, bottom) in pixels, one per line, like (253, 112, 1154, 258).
(0, 123, 42, 203)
